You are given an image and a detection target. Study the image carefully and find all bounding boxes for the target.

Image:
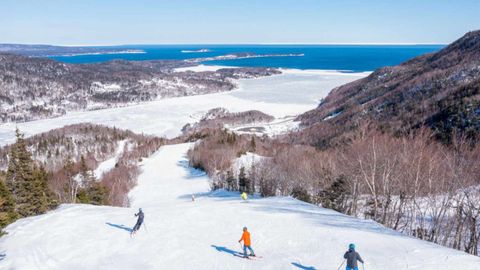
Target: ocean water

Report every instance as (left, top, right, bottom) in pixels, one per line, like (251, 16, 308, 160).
(50, 45, 443, 72)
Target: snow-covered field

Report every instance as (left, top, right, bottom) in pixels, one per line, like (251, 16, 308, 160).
(1, 143, 479, 269)
(0, 69, 366, 146)
(174, 64, 236, 72)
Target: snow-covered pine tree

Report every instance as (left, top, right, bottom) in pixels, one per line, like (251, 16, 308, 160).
(6, 129, 50, 217)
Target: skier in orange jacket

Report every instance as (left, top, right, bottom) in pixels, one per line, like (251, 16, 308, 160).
(238, 227, 255, 258)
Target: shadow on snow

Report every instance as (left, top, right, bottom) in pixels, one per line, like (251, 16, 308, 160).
(106, 222, 133, 233)
(177, 159, 207, 179)
(211, 245, 243, 257)
(177, 189, 262, 203)
(250, 197, 403, 237)
(291, 262, 317, 270)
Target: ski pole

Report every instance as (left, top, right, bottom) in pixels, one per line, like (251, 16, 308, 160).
(143, 220, 148, 233)
(336, 259, 346, 270)
(362, 263, 365, 270)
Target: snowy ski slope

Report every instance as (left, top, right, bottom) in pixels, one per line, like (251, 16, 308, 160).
(1, 143, 479, 269)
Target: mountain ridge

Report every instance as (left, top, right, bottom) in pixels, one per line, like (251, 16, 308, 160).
(296, 30, 480, 147)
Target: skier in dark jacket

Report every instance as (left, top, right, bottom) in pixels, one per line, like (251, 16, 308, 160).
(131, 208, 144, 235)
(343, 243, 364, 270)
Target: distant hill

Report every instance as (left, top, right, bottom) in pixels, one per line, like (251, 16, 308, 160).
(297, 30, 480, 147)
(0, 53, 279, 123)
(0, 44, 145, 57)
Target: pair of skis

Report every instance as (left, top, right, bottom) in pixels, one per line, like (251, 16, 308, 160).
(233, 253, 262, 260)
(130, 220, 148, 238)
(235, 244, 262, 260)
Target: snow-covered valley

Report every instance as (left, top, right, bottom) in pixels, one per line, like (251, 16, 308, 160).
(1, 143, 479, 269)
(0, 69, 366, 146)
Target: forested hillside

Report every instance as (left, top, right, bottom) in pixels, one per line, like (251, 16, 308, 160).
(297, 30, 480, 148)
(0, 53, 279, 122)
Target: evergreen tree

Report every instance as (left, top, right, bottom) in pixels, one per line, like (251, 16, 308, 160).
(76, 189, 89, 204)
(291, 186, 312, 203)
(85, 182, 109, 205)
(238, 167, 251, 193)
(76, 155, 109, 205)
(6, 129, 54, 217)
(319, 175, 349, 212)
(79, 155, 92, 186)
(33, 165, 57, 210)
(6, 129, 40, 217)
(0, 175, 17, 234)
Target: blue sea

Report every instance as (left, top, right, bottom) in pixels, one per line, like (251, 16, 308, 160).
(50, 45, 444, 72)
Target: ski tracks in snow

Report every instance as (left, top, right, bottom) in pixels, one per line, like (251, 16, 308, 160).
(1, 143, 480, 269)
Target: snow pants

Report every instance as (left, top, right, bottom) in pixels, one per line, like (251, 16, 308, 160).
(346, 267, 359, 270)
(133, 220, 143, 232)
(243, 245, 255, 257)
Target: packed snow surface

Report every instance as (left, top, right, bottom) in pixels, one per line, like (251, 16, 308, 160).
(0, 68, 366, 146)
(1, 144, 479, 269)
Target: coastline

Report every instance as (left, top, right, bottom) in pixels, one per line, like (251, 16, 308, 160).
(175, 64, 373, 76)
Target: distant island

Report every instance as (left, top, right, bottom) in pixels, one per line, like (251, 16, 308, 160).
(0, 44, 145, 57)
(181, 49, 211, 53)
(47, 49, 146, 57)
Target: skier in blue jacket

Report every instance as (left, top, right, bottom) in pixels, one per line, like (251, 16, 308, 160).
(343, 243, 364, 270)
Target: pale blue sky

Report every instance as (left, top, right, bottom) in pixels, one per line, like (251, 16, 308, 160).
(0, 0, 479, 45)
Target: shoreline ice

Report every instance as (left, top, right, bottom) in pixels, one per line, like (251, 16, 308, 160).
(174, 64, 238, 72)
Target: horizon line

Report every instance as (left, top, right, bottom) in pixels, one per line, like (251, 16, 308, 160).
(0, 42, 448, 47)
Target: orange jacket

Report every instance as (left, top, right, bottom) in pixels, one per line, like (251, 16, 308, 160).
(239, 231, 251, 246)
